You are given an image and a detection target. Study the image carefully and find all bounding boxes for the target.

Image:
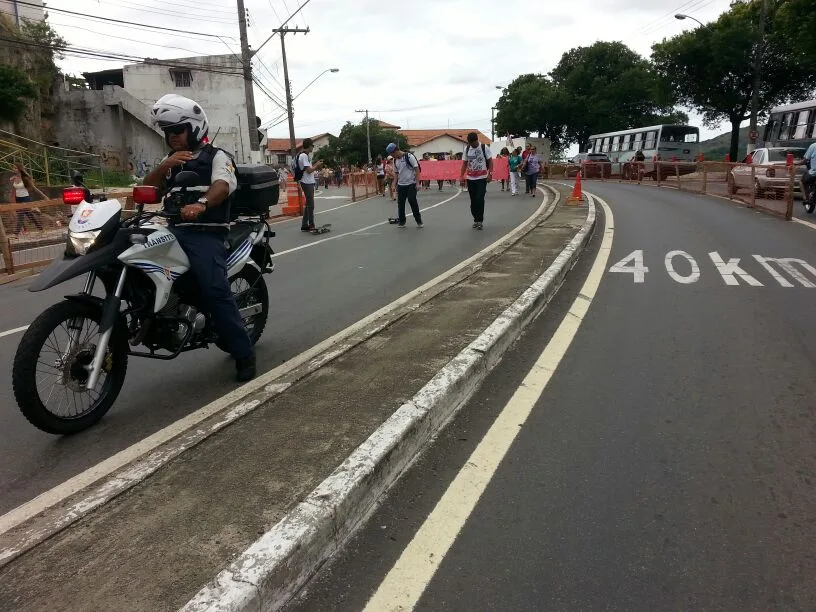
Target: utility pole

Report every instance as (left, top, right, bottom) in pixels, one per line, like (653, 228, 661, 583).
(355, 109, 372, 164)
(236, 0, 260, 163)
(748, 0, 768, 154)
(491, 106, 496, 141)
(275, 26, 310, 162)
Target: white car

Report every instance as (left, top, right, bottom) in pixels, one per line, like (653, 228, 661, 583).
(728, 147, 807, 197)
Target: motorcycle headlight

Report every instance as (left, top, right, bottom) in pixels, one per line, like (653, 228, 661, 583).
(66, 230, 101, 256)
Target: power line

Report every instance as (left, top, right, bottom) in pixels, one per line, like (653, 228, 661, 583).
(117, 0, 237, 16)
(49, 16, 238, 44)
(103, 0, 237, 25)
(630, 0, 710, 36)
(49, 21, 205, 56)
(10, 0, 237, 39)
(0, 36, 244, 77)
(268, 0, 282, 22)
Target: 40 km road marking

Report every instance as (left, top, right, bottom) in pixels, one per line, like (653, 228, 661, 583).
(609, 250, 816, 287)
(363, 194, 614, 612)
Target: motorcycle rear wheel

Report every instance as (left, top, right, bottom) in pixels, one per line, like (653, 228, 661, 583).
(12, 300, 128, 435)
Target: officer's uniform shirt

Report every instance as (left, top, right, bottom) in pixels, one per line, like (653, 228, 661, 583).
(159, 146, 237, 228)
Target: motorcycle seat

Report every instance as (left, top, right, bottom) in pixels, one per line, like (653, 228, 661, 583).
(225, 223, 258, 253)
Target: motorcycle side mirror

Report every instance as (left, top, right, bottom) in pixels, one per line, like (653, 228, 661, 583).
(173, 171, 202, 188)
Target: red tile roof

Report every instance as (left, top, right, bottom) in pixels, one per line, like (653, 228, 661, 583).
(399, 129, 491, 147)
(266, 133, 332, 152)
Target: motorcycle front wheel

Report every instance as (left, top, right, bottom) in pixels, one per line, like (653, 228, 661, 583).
(12, 300, 128, 435)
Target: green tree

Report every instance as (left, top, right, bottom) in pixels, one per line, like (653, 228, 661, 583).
(314, 119, 408, 166)
(494, 74, 571, 156)
(550, 41, 684, 151)
(652, 0, 816, 161)
(0, 64, 38, 122)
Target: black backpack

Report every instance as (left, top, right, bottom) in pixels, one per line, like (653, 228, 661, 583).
(291, 153, 307, 181)
(402, 152, 420, 173)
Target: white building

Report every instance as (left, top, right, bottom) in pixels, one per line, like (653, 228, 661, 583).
(55, 54, 262, 174)
(399, 129, 491, 159)
(265, 133, 333, 166)
(0, 0, 44, 26)
(122, 55, 256, 164)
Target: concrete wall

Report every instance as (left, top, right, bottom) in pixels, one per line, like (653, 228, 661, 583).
(122, 55, 251, 164)
(0, 0, 44, 25)
(53, 88, 165, 174)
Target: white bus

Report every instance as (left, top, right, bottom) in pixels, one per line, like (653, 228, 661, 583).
(764, 100, 816, 148)
(588, 124, 700, 179)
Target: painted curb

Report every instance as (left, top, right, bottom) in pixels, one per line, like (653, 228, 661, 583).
(180, 195, 598, 612)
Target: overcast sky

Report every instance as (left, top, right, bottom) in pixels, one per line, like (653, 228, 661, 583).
(46, 0, 732, 149)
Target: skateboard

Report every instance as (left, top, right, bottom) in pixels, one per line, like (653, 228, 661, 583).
(388, 217, 398, 224)
(311, 223, 331, 234)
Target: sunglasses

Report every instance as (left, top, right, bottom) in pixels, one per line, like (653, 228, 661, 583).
(162, 124, 188, 136)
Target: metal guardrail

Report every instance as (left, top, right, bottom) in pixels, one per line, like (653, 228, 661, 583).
(546, 161, 799, 220)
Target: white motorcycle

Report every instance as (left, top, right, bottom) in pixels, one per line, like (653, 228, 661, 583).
(12, 169, 278, 435)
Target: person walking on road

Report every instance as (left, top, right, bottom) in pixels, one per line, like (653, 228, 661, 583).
(297, 138, 322, 232)
(385, 156, 396, 201)
(522, 143, 533, 193)
(508, 147, 522, 196)
(385, 142, 423, 228)
(9, 163, 44, 235)
(375, 156, 386, 196)
(498, 147, 509, 192)
(524, 145, 541, 198)
(435, 153, 445, 191)
(460, 132, 492, 230)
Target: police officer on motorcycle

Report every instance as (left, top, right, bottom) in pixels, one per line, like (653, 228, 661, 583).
(143, 94, 255, 382)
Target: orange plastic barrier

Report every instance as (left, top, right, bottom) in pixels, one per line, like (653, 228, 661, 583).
(281, 172, 303, 216)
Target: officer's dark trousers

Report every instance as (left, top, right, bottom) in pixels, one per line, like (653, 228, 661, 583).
(172, 227, 253, 360)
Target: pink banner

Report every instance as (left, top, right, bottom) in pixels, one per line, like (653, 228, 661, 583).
(417, 158, 510, 181)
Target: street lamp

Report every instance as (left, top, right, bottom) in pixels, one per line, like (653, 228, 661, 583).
(293, 67, 339, 102)
(674, 13, 704, 26)
(491, 86, 503, 141)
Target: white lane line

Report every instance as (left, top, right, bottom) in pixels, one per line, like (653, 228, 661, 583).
(793, 217, 816, 231)
(272, 190, 463, 258)
(273, 192, 385, 225)
(0, 188, 552, 539)
(363, 194, 614, 612)
(0, 325, 28, 339)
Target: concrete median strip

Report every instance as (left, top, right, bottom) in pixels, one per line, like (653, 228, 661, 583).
(180, 192, 597, 611)
(0, 187, 553, 567)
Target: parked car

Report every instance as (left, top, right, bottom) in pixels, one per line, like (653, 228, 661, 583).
(728, 147, 807, 197)
(567, 153, 611, 178)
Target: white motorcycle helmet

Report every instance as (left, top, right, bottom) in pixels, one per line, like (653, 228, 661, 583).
(151, 94, 209, 149)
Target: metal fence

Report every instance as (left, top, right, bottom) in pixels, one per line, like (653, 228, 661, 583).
(349, 172, 380, 202)
(545, 161, 799, 220)
(0, 128, 105, 189)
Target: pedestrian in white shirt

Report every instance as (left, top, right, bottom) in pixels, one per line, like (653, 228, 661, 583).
(297, 138, 322, 232)
(459, 132, 492, 230)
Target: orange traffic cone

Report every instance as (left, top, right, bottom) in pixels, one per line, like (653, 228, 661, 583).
(567, 171, 584, 204)
(281, 172, 303, 216)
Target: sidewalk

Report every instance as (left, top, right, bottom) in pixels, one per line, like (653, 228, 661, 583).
(0, 186, 588, 611)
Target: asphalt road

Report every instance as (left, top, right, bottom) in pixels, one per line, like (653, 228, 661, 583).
(289, 183, 816, 611)
(0, 185, 541, 515)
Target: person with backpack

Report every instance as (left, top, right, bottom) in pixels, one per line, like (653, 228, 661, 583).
(294, 138, 322, 232)
(459, 132, 492, 230)
(385, 142, 423, 228)
(508, 147, 522, 196)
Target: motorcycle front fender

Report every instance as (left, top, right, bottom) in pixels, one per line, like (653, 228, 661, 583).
(29, 242, 122, 292)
